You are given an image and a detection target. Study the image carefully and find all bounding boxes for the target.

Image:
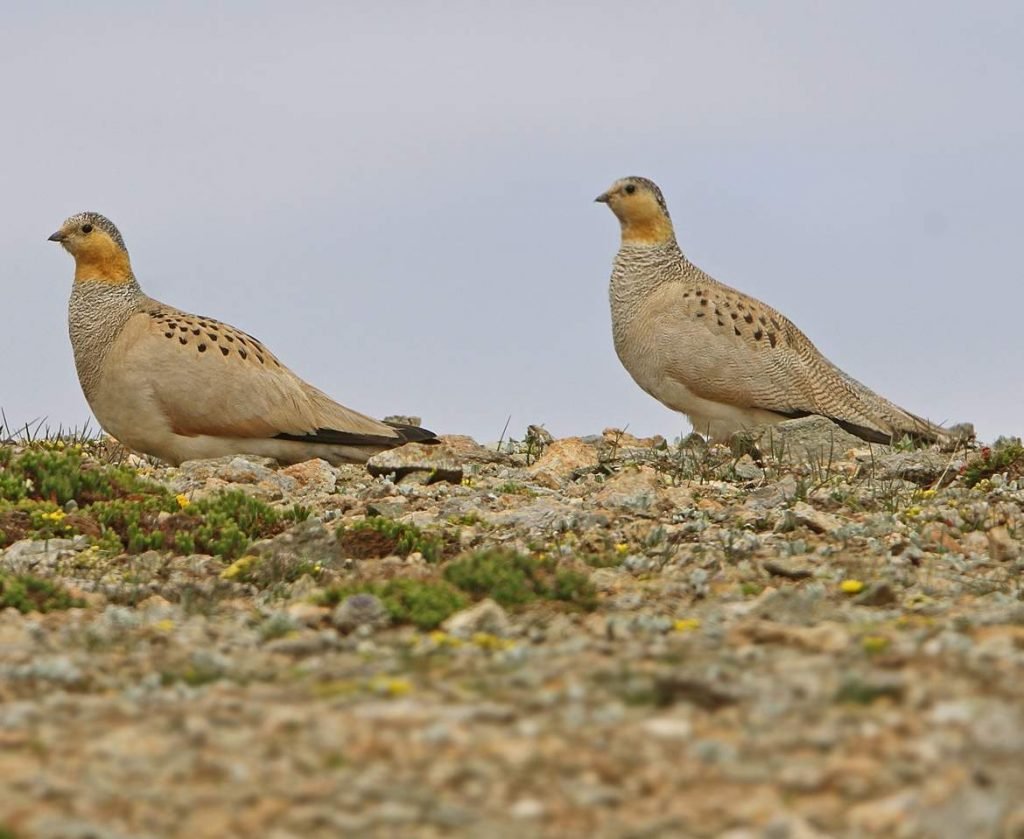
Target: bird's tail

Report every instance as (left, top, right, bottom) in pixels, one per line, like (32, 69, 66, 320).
(385, 421, 440, 445)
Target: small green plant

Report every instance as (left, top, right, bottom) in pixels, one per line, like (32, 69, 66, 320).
(548, 569, 599, 610)
(337, 517, 445, 562)
(444, 549, 546, 607)
(834, 676, 903, 705)
(962, 439, 1024, 488)
(494, 482, 535, 497)
(221, 551, 322, 587)
(0, 446, 159, 505)
(583, 551, 625, 569)
(443, 548, 598, 611)
(89, 490, 286, 560)
(0, 572, 84, 613)
(319, 578, 467, 630)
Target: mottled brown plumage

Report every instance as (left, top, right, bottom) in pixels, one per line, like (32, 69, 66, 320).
(597, 177, 960, 445)
(50, 211, 435, 465)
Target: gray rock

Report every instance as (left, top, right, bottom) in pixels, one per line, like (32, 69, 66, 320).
(858, 449, 961, 486)
(788, 501, 844, 534)
(331, 594, 391, 633)
(593, 468, 665, 516)
(173, 454, 298, 498)
(751, 587, 829, 626)
(755, 416, 868, 464)
(1, 537, 85, 572)
(744, 475, 799, 512)
(250, 517, 337, 571)
(763, 558, 814, 580)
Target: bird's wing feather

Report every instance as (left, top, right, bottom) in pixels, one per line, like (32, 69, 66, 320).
(115, 308, 401, 443)
(650, 281, 947, 442)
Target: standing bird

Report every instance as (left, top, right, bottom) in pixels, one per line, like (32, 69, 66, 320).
(596, 177, 960, 446)
(49, 212, 436, 466)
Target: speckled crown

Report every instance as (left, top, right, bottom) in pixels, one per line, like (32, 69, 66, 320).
(62, 212, 127, 251)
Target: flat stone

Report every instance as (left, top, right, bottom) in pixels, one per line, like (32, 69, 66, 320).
(858, 450, 961, 486)
(442, 599, 511, 638)
(763, 558, 814, 580)
(280, 458, 337, 495)
(527, 437, 600, 488)
(755, 416, 867, 465)
(593, 468, 666, 516)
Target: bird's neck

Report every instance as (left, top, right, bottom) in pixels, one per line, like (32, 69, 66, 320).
(72, 244, 134, 285)
(609, 241, 687, 329)
(68, 280, 143, 401)
(619, 216, 677, 246)
(611, 241, 685, 289)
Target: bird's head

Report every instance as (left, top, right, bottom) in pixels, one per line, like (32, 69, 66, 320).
(49, 212, 133, 283)
(595, 176, 676, 245)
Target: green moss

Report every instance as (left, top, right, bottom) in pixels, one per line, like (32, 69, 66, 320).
(186, 491, 285, 558)
(583, 551, 624, 569)
(443, 548, 598, 611)
(0, 444, 290, 560)
(319, 578, 467, 630)
(0, 446, 160, 505)
(494, 482, 536, 497)
(549, 569, 599, 610)
(89, 490, 285, 561)
(0, 572, 84, 613)
(444, 549, 544, 607)
(337, 516, 445, 563)
(834, 676, 903, 705)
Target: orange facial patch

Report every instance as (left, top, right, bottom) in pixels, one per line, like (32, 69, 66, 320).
(72, 232, 133, 284)
(611, 190, 675, 245)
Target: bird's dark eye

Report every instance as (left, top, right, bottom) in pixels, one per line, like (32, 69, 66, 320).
(81, 224, 93, 234)
(624, 184, 636, 195)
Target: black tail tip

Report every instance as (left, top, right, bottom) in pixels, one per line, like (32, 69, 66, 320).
(386, 421, 440, 445)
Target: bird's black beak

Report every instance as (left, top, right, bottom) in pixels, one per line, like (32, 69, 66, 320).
(48, 231, 66, 243)
(594, 193, 610, 204)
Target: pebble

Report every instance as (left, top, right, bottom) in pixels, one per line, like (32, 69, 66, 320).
(442, 598, 511, 638)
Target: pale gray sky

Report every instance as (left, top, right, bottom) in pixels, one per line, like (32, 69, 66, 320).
(2, 1, 1021, 444)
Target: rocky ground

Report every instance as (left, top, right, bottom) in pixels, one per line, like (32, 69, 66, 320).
(1, 419, 1023, 839)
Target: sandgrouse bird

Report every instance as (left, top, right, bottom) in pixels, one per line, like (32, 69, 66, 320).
(596, 176, 960, 446)
(49, 212, 436, 465)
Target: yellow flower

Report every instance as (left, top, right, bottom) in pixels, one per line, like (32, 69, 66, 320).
(40, 510, 66, 523)
(614, 543, 630, 555)
(176, 494, 190, 509)
(919, 489, 937, 499)
(369, 676, 412, 697)
(151, 619, 176, 633)
(220, 555, 258, 581)
(840, 579, 865, 594)
(472, 632, 515, 651)
(428, 630, 462, 648)
(674, 618, 701, 633)
(862, 635, 890, 654)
